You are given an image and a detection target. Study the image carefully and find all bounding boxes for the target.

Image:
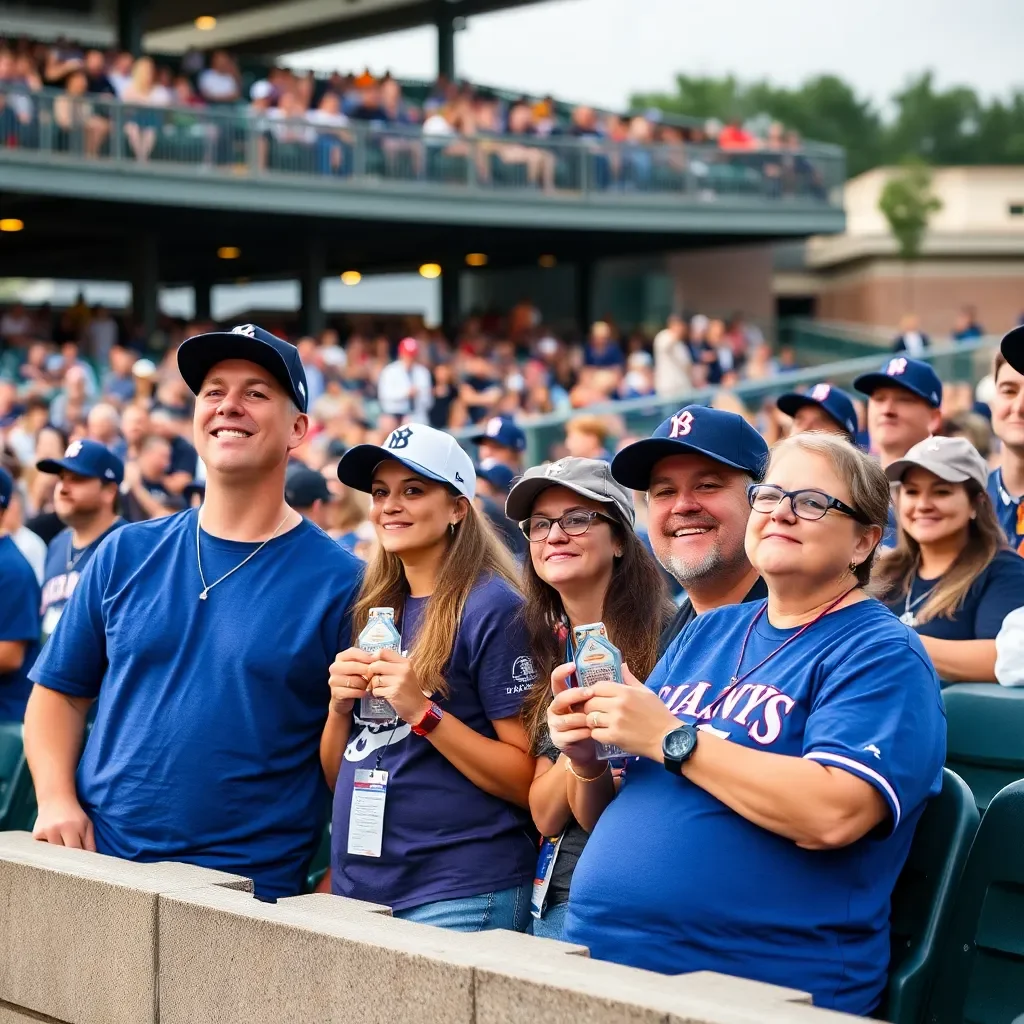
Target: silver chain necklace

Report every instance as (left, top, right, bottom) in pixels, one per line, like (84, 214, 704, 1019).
(195, 509, 291, 601)
(900, 578, 936, 627)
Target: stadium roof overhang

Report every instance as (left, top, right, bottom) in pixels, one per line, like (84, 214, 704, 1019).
(0, 0, 554, 57)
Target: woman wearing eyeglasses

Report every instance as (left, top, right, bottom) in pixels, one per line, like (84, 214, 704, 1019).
(879, 435, 1024, 683)
(551, 433, 945, 1015)
(503, 458, 672, 940)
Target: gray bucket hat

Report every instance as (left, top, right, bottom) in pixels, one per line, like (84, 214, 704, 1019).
(505, 457, 635, 527)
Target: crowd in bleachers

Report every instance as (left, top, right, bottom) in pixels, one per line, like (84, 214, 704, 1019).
(0, 37, 827, 194)
(3, 298, 1024, 1017)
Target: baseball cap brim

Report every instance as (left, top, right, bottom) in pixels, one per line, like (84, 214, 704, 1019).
(885, 456, 974, 485)
(36, 457, 113, 480)
(504, 475, 617, 522)
(177, 332, 305, 412)
(337, 444, 456, 495)
(611, 437, 753, 492)
(1001, 325, 1024, 373)
(853, 372, 938, 407)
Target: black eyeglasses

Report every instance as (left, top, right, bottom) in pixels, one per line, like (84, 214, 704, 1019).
(519, 508, 617, 542)
(746, 484, 871, 525)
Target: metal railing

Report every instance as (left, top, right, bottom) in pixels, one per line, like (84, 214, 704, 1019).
(454, 337, 998, 465)
(0, 85, 846, 203)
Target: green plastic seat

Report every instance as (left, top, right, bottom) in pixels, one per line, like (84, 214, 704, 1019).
(883, 768, 979, 1024)
(923, 779, 1024, 1024)
(942, 684, 1024, 811)
(0, 722, 35, 832)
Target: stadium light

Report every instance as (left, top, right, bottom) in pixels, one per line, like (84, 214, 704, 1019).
(194, 15, 217, 30)
(538, 254, 557, 268)
(217, 246, 241, 259)
(419, 263, 442, 279)
(0, 218, 24, 232)
(341, 270, 362, 286)
(465, 253, 488, 267)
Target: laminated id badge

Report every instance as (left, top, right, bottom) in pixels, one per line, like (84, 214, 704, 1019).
(530, 833, 564, 920)
(347, 769, 388, 858)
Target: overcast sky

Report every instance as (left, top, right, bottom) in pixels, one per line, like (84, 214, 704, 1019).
(285, 0, 1022, 114)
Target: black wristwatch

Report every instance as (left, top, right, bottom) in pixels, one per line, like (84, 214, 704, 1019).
(662, 724, 698, 775)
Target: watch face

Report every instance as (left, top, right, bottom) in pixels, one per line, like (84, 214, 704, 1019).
(666, 726, 696, 760)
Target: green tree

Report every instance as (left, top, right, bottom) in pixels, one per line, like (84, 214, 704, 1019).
(877, 159, 943, 311)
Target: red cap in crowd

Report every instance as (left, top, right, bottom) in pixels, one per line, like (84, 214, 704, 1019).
(398, 337, 419, 357)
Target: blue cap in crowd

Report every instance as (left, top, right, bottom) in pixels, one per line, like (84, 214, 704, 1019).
(776, 383, 858, 437)
(1001, 325, 1024, 374)
(177, 323, 309, 413)
(611, 405, 769, 491)
(853, 356, 942, 409)
(475, 458, 516, 494)
(37, 439, 124, 485)
(470, 415, 526, 453)
(0, 465, 12, 511)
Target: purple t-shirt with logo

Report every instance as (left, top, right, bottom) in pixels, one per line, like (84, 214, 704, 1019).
(330, 575, 537, 911)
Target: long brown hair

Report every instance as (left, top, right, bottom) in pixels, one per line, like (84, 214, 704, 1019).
(519, 504, 673, 751)
(352, 499, 520, 698)
(879, 480, 1007, 623)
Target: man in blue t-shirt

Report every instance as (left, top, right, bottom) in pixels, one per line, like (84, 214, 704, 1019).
(987, 341, 1024, 554)
(0, 467, 41, 722)
(27, 324, 362, 899)
(36, 439, 125, 644)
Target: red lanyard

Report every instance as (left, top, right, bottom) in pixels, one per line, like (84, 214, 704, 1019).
(702, 587, 859, 720)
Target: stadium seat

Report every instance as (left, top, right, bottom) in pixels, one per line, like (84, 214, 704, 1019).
(0, 722, 35, 832)
(883, 768, 979, 1024)
(942, 684, 1024, 811)
(922, 779, 1024, 1024)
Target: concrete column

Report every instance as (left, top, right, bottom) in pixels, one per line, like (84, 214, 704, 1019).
(116, 0, 148, 56)
(439, 266, 461, 335)
(300, 239, 326, 337)
(131, 233, 159, 335)
(576, 259, 593, 335)
(436, 8, 456, 80)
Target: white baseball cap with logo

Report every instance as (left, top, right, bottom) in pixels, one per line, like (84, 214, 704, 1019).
(338, 424, 476, 500)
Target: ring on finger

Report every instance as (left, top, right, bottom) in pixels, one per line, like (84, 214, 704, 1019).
(589, 711, 601, 729)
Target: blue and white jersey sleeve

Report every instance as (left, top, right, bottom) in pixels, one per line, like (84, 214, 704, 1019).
(802, 638, 945, 833)
(29, 535, 111, 699)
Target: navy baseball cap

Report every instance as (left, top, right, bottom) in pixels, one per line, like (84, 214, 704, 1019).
(853, 356, 942, 409)
(776, 383, 858, 437)
(1001, 325, 1024, 374)
(470, 415, 526, 453)
(475, 458, 515, 494)
(286, 466, 332, 508)
(177, 323, 309, 413)
(0, 465, 12, 510)
(611, 405, 769, 491)
(37, 439, 124, 485)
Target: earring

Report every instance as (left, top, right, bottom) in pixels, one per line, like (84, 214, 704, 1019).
(449, 522, 456, 536)
(849, 561, 859, 574)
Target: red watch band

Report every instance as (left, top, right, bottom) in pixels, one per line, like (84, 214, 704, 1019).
(411, 701, 444, 736)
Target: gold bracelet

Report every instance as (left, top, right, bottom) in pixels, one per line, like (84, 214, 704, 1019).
(564, 758, 609, 783)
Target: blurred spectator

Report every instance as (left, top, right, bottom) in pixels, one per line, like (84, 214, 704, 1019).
(652, 314, 693, 398)
(469, 415, 526, 472)
(584, 322, 625, 369)
(85, 403, 122, 452)
(377, 337, 433, 423)
(122, 57, 168, 162)
(952, 306, 984, 342)
(197, 51, 242, 105)
(120, 435, 177, 521)
(565, 415, 611, 461)
(892, 314, 930, 357)
(102, 345, 139, 405)
(940, 410, 993, 460)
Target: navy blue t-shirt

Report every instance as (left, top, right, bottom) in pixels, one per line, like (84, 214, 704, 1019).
(40, 521, 124, 644)
(30, 510, 362, 898)
(564, 598, 945, 1015)
(987, 469, 1024, 555)
(0, 536, 41, 722)
(884, 548, 1024, 645)
(331, 575, 537, 911)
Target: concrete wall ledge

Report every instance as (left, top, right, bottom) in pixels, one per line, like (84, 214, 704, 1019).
(0, 833, 863, 1024)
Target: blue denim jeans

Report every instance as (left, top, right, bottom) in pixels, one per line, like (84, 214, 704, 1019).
(394, 882, 531, 933)
(529, 900, 568, 940)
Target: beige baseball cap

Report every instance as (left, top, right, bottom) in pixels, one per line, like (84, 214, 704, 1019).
(505, 457, 636, 526)
(885, 435, 988, 489)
